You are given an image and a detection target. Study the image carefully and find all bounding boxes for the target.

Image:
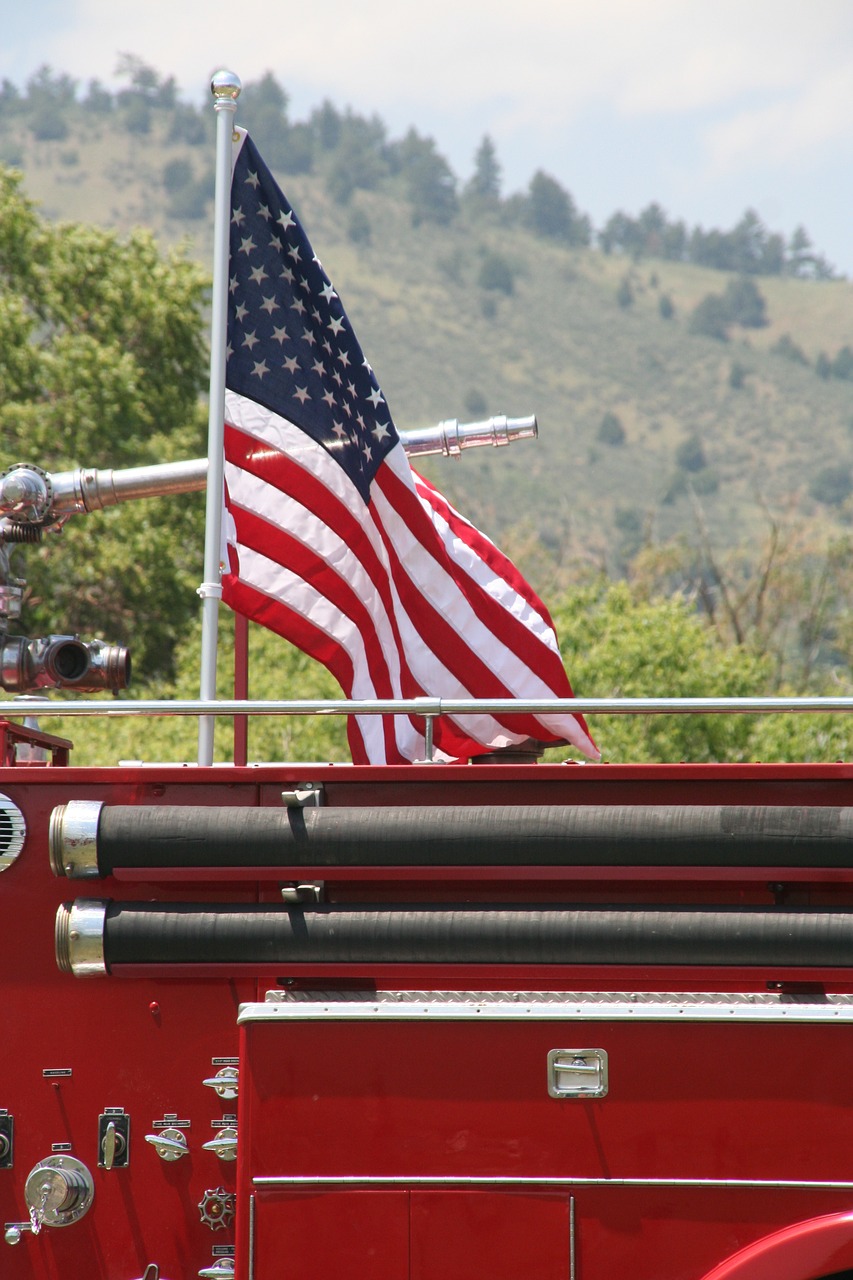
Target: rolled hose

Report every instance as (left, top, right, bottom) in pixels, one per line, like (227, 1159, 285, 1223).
(50, 803, 853, 878)
(55, 899, 853, 975)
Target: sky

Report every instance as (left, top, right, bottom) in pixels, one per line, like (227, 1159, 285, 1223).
(3, 0, 853, 275)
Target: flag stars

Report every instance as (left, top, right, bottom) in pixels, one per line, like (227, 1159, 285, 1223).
(302, 327, 317, 347)
(239, 234, 257, 255)
(338, 349, 350, 368)
(293, 386, 311, 404)
(277, 209, 295, 231)
(272, 325, 289, 344)
(232, 206, 246, 226)
(260, 295, 278, 314)
(367, 386, 384, 408)
(258, 203, 272, 221)
(372, 421, 391, 441)
(320, 281, 337, 303)
(347, 380, 357, 399)
(332, 421, 347, 439)
(246, 170, 260, 189)
(291, 298, 306, 316)
(312, 358, 326, 376)
(322, 390, 336, 408)
(229, 274, 239, 295)
(283, 354, 300, 373)
(252, 359, 269, 379)
(235, 303, 248, 322)
(328, 315, 345, 336)
(242, 331, 259, 351)
(249, 264, 269, 285)
(287, 244, 301, 262)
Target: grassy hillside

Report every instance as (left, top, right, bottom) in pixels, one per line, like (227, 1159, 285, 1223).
(12, 111, 853, 582)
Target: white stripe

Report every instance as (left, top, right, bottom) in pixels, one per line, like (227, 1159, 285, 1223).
(225, 399, 515, 745)
(412, 475, 561, 653)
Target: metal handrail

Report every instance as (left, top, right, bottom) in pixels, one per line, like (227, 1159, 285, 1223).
(3, 696, 853, 718)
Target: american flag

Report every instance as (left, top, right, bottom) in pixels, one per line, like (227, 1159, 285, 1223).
(221, 129, 597, 765)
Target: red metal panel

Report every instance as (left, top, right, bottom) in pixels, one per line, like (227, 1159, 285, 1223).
(253, 1191, 409, 1279)
(410, 1191, 570, 1279)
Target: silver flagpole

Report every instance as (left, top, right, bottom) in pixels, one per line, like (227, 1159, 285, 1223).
(197, 69, 241, 765)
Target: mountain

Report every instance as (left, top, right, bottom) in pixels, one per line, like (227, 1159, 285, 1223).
(9, 85, 853, 582)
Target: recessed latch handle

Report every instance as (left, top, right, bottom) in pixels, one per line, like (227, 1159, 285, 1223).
(547, 1048, 608, 1098)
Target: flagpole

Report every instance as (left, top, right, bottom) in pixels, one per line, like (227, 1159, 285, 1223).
(197, 69, 241, 765)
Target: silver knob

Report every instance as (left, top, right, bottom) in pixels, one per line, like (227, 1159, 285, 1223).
(199, 1261, 235, 1278)
(201, 1128, 238, 1162)
(144, 1128, 188, 1161)
(202, 1068, 239, 1100)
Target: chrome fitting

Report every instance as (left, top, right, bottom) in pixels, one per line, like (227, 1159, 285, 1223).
(55, 900, 108, 976)
(49, 801, 103, 878)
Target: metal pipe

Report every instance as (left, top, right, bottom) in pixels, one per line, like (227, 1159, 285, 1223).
(0, 416, 538, 526)
(7, 695, 853, 719)
(198, 70, 242, 767)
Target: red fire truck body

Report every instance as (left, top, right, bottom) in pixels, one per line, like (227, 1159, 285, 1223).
(3, 745, 853, 1280)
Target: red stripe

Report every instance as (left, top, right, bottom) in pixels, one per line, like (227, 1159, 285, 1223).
(222, 552, 369, 764)
(223, 429, 488, 761)
(391, 466, 572, 692)
(413, 469, 558, 622)
(227, 501, 404, 764)
(373, 469, 581, 742)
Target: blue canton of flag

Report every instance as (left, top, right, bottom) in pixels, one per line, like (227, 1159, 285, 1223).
(226, 135, 395, 504)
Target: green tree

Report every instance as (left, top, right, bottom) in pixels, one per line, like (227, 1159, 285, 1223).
(525, 170, 589, 245)
(390, 129, 457, 226)
(688, 293, 730, 341)
(723, 276, 768, 328)
(0, 167, 208, 678)
(25, 65, 76, 141)
(466, 135, 501, 205)
(548, 582, 771, 763)
(477, 251, 514, 295)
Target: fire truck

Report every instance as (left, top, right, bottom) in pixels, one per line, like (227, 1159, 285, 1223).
(2, 431, 853, 1280)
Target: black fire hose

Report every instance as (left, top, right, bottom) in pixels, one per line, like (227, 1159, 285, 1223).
(50, 803, 853, 878)
(56, 900, 853, 975)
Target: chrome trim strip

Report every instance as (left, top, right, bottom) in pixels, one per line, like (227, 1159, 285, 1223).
(248, 1191, 255, 1280)
(569, 1195, 575, 1280)
(6, 694, 853, 719)
(239, 999, 853, 1025)
(252, 1174, 853, 1192)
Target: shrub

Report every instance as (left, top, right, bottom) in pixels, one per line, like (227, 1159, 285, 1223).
(597, 412, 626, 446)
(477, 251, 514, 295)
(162, 158, 193, 193)
(676, 435, 707, 472)
(616, 276, 634, 308)
(728, 361, 749, 390)
(658, 293, 675, 320)
(689, 293, 729, 341)
(347, 207, 371, 246)
(810, 465, 853, 506)
(832, 346, 853, 381)
(772, 333, 809, 365)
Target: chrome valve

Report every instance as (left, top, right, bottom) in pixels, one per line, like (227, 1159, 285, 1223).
(23, 1155, 94, 1230)
(144, 1128, 188, 1161)
(202, 1128, 238, 1162)
(202, 1067, 239, 1099)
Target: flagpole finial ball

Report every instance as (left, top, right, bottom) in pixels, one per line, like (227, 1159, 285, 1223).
(210, 70, 241, 101)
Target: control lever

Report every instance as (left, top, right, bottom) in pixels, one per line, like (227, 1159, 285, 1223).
(144, 1129, 189, 1161)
